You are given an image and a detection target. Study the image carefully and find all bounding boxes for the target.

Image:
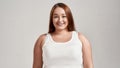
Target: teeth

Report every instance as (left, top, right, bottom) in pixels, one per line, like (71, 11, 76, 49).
(57, 22, 64, 26)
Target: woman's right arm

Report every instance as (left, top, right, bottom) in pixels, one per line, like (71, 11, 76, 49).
(33, 34, 46, 68)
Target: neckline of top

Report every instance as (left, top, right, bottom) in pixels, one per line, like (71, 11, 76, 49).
(48, 31, 75, 44)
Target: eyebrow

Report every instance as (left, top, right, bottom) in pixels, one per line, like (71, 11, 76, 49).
(53, 13, 66, 16)
(53, 14, 58, 15)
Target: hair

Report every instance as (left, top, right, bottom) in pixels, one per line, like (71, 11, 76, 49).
(48, 3, 76, 33)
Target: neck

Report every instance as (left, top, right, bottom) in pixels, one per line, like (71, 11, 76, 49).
(54, 29, 69, 35)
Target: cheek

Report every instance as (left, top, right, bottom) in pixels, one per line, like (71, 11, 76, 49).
(64, 18, 68, 24)
(64, 18, 68, 22)
(53, 18, 58, 23)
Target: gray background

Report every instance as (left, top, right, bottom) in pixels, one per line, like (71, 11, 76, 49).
(0, 0, 120, 68)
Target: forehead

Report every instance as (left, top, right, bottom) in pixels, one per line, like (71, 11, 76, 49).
(53, 7, 66, 15)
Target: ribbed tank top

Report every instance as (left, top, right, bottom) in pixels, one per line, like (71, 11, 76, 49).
(42, 31, 83, 68)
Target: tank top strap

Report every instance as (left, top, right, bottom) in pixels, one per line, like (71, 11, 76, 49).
(73, 31, 83, 46)
(72, 31, 79, 40)
(43, 33, 51, 44)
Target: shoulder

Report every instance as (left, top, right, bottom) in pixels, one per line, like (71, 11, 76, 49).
(39, 33, 47, 41)
(77, 32, 91, 46)
(35, 33, 47, 47)
(77, 32, 86, 40)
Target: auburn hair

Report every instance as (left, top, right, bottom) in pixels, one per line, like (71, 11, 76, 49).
(48, 3, 76, 33)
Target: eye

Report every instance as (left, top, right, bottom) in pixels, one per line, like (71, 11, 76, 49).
(53, 15, 58, 18)
(62, 16, 66, 18)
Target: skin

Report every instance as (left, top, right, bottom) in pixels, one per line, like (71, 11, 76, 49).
(33, 7, 94, 68)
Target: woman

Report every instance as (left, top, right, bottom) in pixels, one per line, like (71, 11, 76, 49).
(33, 3, 94, 68)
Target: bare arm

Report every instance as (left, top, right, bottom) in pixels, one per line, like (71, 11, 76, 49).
(78, 33, 94, 68)
(33, 34, 46, 68)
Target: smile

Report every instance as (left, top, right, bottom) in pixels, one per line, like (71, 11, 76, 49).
(57, 22, 65, 26)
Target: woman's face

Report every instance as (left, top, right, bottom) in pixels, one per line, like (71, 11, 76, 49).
(52, 7, 68, 31)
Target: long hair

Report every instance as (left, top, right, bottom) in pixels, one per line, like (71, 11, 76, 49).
(48, 3, 76, 33)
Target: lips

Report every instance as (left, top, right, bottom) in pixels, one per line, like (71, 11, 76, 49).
(57, 22, 65, 26)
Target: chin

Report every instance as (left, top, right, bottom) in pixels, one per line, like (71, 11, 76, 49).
(56, 27, 67, 31)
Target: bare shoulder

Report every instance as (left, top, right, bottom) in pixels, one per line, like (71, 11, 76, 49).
(77, 32, 91, 46)
(78, 32, 87, 40)
(35, 33, 47, 47)
(39, 33, 47, 41)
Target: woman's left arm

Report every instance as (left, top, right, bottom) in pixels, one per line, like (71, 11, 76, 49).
(78, 32, 94, 68)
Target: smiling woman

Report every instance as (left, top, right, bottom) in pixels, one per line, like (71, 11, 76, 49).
(48, 3, 75, 33)
(33, 3, 94, 68)
(52, 7, 68, 31)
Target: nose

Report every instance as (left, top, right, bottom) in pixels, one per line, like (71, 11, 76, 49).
(58, 16, 62, 22)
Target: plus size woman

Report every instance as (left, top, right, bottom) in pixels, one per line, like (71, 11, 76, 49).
(33, 3, 94, 68)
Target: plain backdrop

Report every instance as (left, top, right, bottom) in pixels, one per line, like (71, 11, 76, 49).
(0, 0, 120, 68)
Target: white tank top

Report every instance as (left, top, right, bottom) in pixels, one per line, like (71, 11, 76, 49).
(42, 31, 83, 68)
